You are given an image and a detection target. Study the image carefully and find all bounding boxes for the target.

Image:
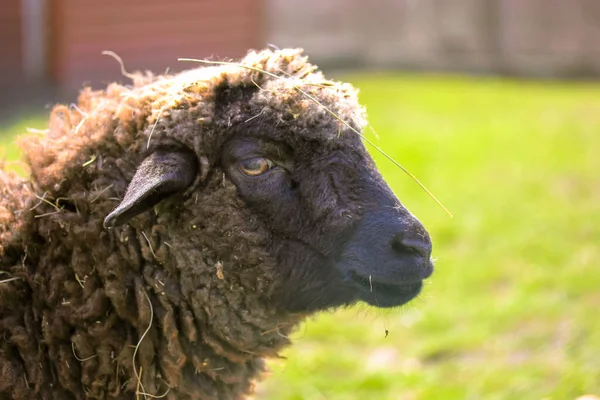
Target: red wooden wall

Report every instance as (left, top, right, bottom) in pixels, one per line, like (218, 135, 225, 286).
(49, 0, 263, 86)
(0, 0, 24, 87)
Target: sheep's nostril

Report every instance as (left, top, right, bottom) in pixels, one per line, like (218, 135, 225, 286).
(391, 232, 432, 259)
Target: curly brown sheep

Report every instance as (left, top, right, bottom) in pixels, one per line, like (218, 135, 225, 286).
(0, 48, 434, 400)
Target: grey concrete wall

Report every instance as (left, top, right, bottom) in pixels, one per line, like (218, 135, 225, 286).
(265, 0, 600, 77)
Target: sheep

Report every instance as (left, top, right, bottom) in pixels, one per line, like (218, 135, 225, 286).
(0, 47, 434, 400)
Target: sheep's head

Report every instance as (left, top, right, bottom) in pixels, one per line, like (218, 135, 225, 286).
(101, 48, 433, 314)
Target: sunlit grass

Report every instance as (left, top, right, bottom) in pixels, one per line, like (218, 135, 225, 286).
(1, 74, 599, 399)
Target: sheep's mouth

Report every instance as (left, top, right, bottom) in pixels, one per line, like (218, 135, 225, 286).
(348, 272, 423, 308)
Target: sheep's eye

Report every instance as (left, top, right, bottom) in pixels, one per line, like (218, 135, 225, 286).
(238, 157, 273, 176)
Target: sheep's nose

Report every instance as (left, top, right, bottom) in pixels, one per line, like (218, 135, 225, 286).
(391, 230, 432, 261)
(339, 210, 434, 285)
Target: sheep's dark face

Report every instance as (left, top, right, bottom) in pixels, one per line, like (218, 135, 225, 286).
(220, 127, 433, 313)
(104, 78, 433, 315)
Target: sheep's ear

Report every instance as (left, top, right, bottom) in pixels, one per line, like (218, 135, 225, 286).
(104, 150, 198, 228)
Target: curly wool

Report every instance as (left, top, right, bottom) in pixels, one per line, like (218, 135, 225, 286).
(0, 48, 368, 399)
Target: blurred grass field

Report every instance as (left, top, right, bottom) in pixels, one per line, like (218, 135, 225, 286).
(1, 74, 599, 399)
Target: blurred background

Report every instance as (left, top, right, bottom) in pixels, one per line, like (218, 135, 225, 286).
(1, 1, 599, 399)
(3, 0, 600, 110)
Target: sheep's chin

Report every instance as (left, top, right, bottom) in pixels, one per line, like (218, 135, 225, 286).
(349, 274, 424, 308)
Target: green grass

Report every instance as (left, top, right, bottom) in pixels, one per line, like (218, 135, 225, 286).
(1, 74, 599, 399)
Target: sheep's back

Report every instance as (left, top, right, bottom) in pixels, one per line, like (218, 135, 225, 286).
(0, 168, 35, 257)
